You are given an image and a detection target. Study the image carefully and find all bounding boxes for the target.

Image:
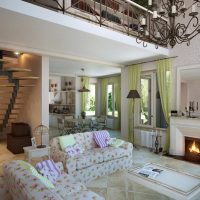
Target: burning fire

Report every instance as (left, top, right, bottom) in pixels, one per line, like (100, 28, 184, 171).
(189, 141, 200, 154)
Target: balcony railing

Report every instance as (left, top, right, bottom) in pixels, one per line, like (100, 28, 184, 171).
(22, 0, 167, 47)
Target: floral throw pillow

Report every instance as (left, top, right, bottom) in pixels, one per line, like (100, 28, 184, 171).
(65, 144, 84, 157)
(107, 138, 125, 147)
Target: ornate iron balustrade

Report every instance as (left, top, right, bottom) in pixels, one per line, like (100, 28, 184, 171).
(22, 0, 167, 47)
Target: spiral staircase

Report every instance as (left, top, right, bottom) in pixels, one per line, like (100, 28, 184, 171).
(0, 51, 39, 135)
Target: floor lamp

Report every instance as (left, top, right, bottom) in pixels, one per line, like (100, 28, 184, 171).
(127, 90, 141, 148)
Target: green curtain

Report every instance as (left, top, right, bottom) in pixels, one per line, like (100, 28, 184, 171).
(81, 77, 90, 111)
(128, 65, 141, 143)
(157, 59, 172, 152)
(113, 76, 121, 128)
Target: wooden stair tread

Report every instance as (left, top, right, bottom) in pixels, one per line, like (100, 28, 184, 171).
(0, 88, 13, 92)
(0, 76, 8, 80)
(19, 84, 35, 87)
(3, 67, 31, 72)
(14, 76, 39, 80)
(0, 59, 11, 64)
(0, 83, 15, 87)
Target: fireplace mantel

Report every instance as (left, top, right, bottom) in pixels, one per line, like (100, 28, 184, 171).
(170, 117, 200, 156)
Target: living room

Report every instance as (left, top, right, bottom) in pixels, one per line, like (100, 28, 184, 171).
(0, 0, 200, 200)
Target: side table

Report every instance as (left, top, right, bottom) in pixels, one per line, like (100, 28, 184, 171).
(23, 146, 51, 163)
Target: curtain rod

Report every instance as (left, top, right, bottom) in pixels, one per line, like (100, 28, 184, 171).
(127, 56, 178, 67)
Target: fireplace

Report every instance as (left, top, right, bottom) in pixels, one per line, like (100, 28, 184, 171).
(185, 137, 200, 163)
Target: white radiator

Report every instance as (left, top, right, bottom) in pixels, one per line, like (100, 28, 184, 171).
(135, 129, 166, 149)
(106, 118, 114, 129)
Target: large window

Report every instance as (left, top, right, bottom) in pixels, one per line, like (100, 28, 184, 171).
(85, 84, 96, 116)
(140, 72, 167, 128)
(107, 84, 118, 117)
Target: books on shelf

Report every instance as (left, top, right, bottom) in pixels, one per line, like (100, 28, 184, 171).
(138, 166, 163, 178)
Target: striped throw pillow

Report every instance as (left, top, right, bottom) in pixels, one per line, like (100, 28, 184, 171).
(36, 159, 61, 177)
(93, 130, 110, 148)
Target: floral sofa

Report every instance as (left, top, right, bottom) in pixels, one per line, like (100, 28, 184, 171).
(50, 131, 133, 183)
(2, 160, 104, 200)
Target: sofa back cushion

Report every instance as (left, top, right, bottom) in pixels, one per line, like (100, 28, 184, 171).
(50, 132, 97, 151)
(18, 160, 55, 189)
(3, 160, 60, 200)
(58, 135, 76, 151)
(82, 132, 98, 150)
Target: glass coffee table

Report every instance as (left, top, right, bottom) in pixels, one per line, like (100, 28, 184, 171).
(127, 163, 200, 200)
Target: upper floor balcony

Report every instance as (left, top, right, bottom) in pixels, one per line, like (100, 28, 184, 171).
(22, 0, 168, 48)
(0, 0, 169, 65)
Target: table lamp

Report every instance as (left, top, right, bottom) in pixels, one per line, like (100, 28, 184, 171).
(34, 125, 48, 148)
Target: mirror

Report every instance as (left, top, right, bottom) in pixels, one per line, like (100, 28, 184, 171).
(177, 66, 200, 117)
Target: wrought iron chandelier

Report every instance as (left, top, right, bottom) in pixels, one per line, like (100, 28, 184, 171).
(136, 0, 200, 48)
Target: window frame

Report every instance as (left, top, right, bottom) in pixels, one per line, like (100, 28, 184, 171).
(139, 71, 156, 128)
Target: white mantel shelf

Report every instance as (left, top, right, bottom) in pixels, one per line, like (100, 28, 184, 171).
(170, 117, 200, 156)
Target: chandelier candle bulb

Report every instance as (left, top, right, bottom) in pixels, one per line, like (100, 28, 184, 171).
(153, 11, 158, 18)
(156, 32, 161, 39)
(145, 30, 149, 36)
(172, 5, 176, 13)
(192, 4, 196, 13)
(141, 18, 146, 25)
(148, 0, 152, 6)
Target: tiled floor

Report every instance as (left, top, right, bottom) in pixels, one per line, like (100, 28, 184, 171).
(1, 131, 200, 200)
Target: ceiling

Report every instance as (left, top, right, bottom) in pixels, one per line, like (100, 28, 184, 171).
(181, 67, 200, 82)
(49, 57, 121, 77)
(0, 0, 169, 77)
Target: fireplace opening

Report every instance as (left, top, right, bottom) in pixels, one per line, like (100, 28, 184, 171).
(185, 137, 200, 163)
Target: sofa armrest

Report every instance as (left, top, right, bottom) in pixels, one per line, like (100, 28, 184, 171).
(120, 142, 133, 157)
(51, 147, 77, 174)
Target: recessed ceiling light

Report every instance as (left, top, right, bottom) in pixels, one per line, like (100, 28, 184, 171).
(14, 51, 20, 56)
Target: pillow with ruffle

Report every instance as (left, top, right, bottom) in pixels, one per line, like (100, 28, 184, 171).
(65, 144, 84, 157)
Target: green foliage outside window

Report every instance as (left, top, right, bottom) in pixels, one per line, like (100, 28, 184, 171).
(133, 0, 149, 8)
(108, 92, 113, 112)
(88, 96, 95, 111)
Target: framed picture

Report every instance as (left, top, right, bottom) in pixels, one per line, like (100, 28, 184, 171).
(31, 137, 36, 147)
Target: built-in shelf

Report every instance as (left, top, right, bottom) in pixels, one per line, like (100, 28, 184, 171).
(49, 75, 76, 127)
(49, 104, 75, 106)
(49, 90, 76, 93)
(49, 113, 74, 116)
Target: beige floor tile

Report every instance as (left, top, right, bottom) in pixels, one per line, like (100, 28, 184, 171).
(127, 191, 172, 200)
(87, 175, 108, 188)
(107, 188, 127, 200)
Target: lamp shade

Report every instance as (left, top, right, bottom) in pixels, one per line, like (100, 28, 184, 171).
(78, 85, 90, 92)
(127, 90, 140, 99)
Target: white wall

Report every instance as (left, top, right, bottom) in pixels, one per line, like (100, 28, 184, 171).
(181, 82, 188, 112)
(17, 54, 42, 139)
(41, 56, 49, 128)
(16, 54, 50, 145)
